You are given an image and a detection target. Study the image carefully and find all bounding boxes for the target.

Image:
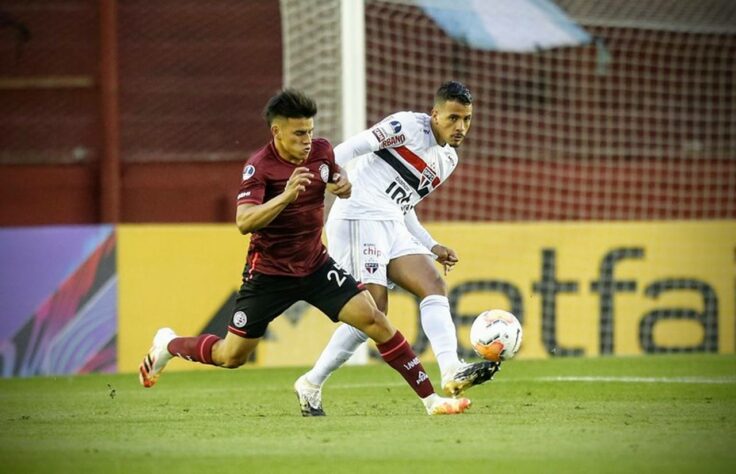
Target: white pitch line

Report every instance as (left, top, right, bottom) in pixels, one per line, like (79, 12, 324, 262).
(328, 375, 736, 389)
(525, 376, 736, 384)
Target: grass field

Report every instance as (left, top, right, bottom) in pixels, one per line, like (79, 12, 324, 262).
(1, 354, 734, 473)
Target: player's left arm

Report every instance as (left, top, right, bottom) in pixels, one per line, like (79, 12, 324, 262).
(404, 209, 459, 274)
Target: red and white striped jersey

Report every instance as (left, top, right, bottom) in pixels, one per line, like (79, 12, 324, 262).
(330, 111, 459, 221)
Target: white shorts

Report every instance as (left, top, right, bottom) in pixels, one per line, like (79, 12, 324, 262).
(326, 218, 433, 287)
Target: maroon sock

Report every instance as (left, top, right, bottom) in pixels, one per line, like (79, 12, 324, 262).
(376, 331, 434, 398)
(167, 334, 220, 365)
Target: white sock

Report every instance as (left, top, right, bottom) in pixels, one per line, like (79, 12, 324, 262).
(420, 295, 460, 377)
(305, 323, 368, 386)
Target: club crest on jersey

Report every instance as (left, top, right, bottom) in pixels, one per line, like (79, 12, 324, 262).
(365, 262, 379, 274)
(242, 165, 256, 181)
(233, 311, 248, 328)
(418, 167, 437, 191)
(319, 164, 329, 182)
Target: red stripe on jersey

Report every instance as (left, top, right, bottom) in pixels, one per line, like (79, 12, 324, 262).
(394, 146, 441, 188)
(237, 198, 261, 206)
(228, 326, 247, 337)
(249, 252, 260, 273)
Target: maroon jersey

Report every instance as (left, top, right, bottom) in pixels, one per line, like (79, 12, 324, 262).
(236, 138, 338, 276)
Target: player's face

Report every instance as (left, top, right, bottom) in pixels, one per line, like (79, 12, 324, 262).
(431, 100, 472, 148)
(272, 117, 314, 164)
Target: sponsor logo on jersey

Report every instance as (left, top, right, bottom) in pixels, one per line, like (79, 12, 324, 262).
(375, 147, 441, 199)
(319, 164, 329, 182)
(363, 243, 382, 258)
(380, 134, 405, 149)
(237, 191, 251, 200)
(390, 120, 402, 133)
(365, 262, 379, 274)
(371, 127, 387, 142)
(242, 165, 256, 181)
(233, 311, 248, 328)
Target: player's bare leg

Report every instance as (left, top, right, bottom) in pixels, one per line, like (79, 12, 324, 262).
(139, 330, 259, 387)
(209, 333, 260, 367)
(388, 254, 500, 396)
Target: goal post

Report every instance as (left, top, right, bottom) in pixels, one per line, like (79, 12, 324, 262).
(280, 0, 365, 144)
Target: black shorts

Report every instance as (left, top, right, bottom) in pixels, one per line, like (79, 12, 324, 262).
(228, 257, 365, 338)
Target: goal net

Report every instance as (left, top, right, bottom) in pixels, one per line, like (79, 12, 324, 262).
(281, 0, 736, 222)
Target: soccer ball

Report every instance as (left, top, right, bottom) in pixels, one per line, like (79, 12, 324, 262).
(470, 309, 523, 362)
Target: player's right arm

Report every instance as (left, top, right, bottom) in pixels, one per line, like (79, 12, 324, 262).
(404, 209, 458, 274)
(334, 130, 376, 167)
(236, 167, 314, 234)
(334, 112, 414, 167)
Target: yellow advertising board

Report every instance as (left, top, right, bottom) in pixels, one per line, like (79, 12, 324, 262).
(414, 220, 734, 361)
(117, 221, 735, 373)
(117, 225, 345, 373)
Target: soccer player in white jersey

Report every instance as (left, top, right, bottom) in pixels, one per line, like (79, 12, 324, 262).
(294, 81, 500, 415)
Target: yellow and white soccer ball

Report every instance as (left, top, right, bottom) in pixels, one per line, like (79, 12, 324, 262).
(470, 309, 523, 362)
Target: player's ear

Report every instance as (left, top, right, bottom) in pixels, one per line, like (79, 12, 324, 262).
(431, 107, 439, 122)
(270, 122, 280, 138)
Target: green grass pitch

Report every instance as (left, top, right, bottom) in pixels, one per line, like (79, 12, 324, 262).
(1, 354, 734, 473)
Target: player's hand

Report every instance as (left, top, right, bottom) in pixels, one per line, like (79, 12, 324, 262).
(326, 170, 352, 199)
(431, 244, 459, 275)
(283, 167, 314, 203)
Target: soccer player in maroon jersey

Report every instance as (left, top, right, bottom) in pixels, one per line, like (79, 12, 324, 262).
(138, 89, 471, 416)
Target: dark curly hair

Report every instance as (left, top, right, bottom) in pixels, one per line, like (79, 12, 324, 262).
(435, 81, 473, 106)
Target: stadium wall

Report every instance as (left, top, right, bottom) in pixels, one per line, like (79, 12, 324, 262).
(1, 0, 734, 226)
(1, 222, 734, 377)
(0, 0, 282, 226)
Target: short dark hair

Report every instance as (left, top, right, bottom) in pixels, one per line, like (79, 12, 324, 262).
(435, 81, 473, 106)
(263, 89, 318, 125)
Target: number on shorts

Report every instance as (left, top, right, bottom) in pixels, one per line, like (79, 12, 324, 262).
(327, 269, 346, 287)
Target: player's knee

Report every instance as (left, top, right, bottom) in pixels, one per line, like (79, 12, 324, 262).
(365, 308, 394, 338)
(434, 276, 448, 295)
(340, 292, 392, 335)
(421, 275, 447, 298)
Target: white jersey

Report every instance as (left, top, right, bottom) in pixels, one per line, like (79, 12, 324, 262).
(329, 111, 459, 221)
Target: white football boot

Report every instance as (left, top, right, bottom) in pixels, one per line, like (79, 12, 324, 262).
(294, 374, 326, 416)
(423, 393, 472, 415)
(139, 328, 177, 388)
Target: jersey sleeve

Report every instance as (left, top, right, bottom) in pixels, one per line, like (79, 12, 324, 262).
(334, 130, 376, 167)
(236, 160, 266, 205)
(326, 142, 340, 181)
(369, 111, 417, 150)
(334, 111, 417, 167)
